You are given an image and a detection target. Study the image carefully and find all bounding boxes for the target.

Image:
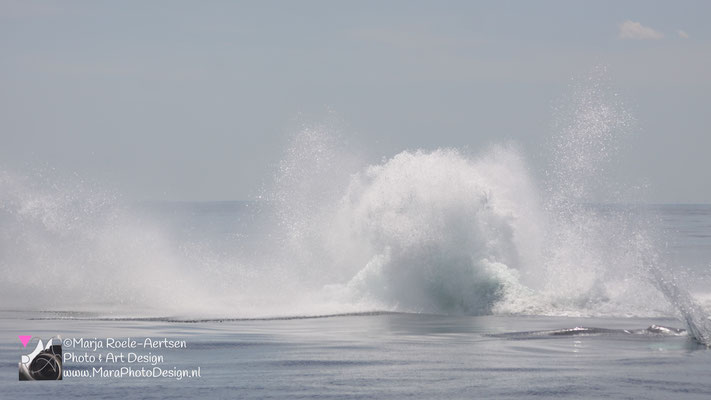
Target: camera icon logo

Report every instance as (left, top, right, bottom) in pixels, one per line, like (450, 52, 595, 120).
(19, 337, 63, 381)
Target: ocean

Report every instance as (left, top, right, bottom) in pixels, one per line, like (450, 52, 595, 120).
(1, 202, 710, 399)
(1, 77, 710, 398)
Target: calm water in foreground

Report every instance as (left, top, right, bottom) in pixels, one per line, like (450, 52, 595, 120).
(2, 311, 710, 399)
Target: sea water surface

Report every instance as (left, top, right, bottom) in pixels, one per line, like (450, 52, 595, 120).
(1, 311, 710, 399)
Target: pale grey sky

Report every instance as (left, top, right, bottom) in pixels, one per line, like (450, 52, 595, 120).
(1, 0, 709, 202)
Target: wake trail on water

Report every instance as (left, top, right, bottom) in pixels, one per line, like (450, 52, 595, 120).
(1, 68, 709, 344)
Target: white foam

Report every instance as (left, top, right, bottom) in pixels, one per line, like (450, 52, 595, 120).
(1, 69, 709, 337)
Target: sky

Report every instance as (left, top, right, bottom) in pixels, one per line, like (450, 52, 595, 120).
(1, 0, 710, 202)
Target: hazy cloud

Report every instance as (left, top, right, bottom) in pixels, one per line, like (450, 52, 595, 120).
(619, 20, 664, 40)
(0, 0, 61, 18)
(678, 30, 689, 39)
(350, 27, 481, 51)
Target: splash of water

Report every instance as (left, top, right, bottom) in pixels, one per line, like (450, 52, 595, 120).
(1, 70, 709, 345)
(0, 170, 221, 314)
(644, 251, 711, 345)
(330, 146, 541, 314)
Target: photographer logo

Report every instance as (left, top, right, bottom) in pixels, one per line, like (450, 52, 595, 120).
(19, 335, 63, 381)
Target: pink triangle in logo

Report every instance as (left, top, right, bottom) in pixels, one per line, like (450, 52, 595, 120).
(18, 335, 32, 347)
